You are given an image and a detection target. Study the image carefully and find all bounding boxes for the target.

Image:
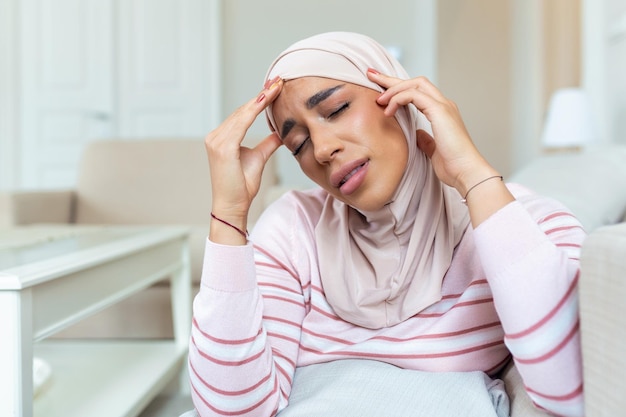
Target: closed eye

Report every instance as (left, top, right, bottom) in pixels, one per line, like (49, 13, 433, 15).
(292, 137, 310, 157)
(329, 103, 349, 119)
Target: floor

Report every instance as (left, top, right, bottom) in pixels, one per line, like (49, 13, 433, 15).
(137, 363, 194, 417)
(139, 393, 194, 417)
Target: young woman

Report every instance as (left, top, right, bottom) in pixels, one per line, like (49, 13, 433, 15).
(190, 32, 584, 417)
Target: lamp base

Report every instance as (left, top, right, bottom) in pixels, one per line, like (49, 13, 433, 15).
(542, 145, 582, 154)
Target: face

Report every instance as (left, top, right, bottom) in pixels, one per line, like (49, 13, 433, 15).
(271, 77, 408, 212)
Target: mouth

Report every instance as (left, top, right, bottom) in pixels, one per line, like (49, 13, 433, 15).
(331, 159, 370, 194)
(339, 164, 365, 186)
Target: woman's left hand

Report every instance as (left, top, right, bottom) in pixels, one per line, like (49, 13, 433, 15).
(367, 70, 498, 197)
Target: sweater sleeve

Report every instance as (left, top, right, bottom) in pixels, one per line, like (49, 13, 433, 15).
(188, 194, 311, 417)
(473, 184, 586, 417)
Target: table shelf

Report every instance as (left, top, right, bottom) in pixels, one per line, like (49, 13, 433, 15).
(0, 226, 191, 417)
(34, 340, 186, 417)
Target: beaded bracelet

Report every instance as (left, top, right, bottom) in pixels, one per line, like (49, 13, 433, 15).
(461, 175, 503, 205)
(210, 212, 249, 238)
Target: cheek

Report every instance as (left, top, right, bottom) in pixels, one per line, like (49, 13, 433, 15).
(297, 158, 325, 184)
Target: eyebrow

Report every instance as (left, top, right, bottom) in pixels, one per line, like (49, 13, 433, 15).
(280, 84, 345, 139)
(306, 84, 344, 109)
(281, 118, 296, 139)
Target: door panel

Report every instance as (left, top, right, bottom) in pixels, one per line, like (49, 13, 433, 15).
(20, 0, 113, 188)
(117, 0, 208, 137)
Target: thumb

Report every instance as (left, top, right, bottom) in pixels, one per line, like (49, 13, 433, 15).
(416, 129, 435, 158)
(255, 132, 283, 163)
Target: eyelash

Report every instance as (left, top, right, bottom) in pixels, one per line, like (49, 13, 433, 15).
(292, 103, 350, 157)
(292, 137, 309, 156)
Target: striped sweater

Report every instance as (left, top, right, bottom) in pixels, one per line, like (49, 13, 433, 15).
(189, 184, 585, 416)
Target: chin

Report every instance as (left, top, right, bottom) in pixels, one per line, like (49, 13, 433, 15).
(339, 192, 393, 213)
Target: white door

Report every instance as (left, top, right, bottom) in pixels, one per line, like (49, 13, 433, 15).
(20, 0, 113, 188)
(117, 0, 210, 137)
(19, 0, 219, 189)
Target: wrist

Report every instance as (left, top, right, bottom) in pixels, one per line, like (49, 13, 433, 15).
(209, 208, 249, 246)
(453, 160, 500, 198)
(460, 175, 503, 204)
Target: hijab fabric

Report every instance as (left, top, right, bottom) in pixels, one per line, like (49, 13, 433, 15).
(265, 32, 470, 329)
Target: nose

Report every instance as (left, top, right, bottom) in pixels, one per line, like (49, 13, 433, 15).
(311, 128, 343, 163)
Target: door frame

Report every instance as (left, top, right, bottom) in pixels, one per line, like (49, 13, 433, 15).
(0, 0, 19, 190)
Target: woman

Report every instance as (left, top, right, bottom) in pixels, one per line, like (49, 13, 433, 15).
(190, 32, 584, 416)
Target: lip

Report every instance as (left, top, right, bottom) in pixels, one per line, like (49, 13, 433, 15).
(330, 158, 370, 191)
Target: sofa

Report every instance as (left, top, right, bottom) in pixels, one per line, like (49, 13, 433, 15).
(505, 144, 626, 416)
(2, 141, 626, 416)
(0, 138, 279, 339)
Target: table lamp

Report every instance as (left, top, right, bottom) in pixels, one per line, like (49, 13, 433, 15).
(541, 88, 596, 152)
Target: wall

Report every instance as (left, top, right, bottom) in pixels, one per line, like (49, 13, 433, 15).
(543, 0, 581, 97)
(437, 0, 512, 176)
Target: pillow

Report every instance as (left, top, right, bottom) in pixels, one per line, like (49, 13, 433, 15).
(277, 359, 509, 417)
(508, 145, 626, 232)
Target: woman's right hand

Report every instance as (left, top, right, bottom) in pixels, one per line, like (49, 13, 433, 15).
(205, 76, 284, 245)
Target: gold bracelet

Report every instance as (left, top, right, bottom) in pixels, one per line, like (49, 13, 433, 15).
(461, 175, 503, 205)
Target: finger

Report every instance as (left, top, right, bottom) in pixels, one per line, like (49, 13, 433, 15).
(381, 88, 441, 118)
(366, 68, 403, 90)
(240, 133, 282, 182)
(408, 77, 447, 102)
(254, 132, 283, 163)
(210, 78, 284, 149)
(372, 74, 447, 106)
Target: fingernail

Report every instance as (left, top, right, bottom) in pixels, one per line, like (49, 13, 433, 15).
(367, 68, 379, 75)
(269, 78, 283, 90)
(256, 93, 266, 103)
(264, 76, 280, 89)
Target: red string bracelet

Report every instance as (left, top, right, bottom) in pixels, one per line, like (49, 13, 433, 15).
(210, 212, 249, 239)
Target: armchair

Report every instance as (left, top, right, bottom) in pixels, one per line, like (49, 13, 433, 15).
(0, 138, 279, 338)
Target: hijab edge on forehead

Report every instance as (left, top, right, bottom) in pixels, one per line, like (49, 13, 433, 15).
(264, 31, 408, 134)
(264, 48, 386, 136)
(263, 31, 470, 329)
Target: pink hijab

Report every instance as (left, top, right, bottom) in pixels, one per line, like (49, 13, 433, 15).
(265, 32, 470, 329)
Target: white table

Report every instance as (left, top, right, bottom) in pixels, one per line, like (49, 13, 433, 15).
(0, 225, 191, 417)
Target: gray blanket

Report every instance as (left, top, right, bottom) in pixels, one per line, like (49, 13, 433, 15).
(278, 359, 510, 417)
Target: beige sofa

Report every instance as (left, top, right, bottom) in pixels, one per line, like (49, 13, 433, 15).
(2, 140, 626, 416)
(0, 138, 278, 338)
(505, 144, 626, 416)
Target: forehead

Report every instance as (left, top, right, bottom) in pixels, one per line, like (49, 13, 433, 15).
(272, 76, 369, 113)
(271, 77, 343, 121)
(279, 77, 342, 100)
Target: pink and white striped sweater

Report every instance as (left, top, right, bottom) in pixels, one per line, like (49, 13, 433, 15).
(189, 184, 585, 417)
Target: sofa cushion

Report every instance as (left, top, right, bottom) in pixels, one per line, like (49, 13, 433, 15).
(509, 145, 626, 232)
(73, 139, 278, 283)
(75, 139, 277, 226)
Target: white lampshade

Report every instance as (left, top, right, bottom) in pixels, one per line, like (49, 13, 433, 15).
(541, 88, 596, 148)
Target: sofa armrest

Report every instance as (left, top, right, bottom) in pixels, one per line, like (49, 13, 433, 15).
(0, 189, 75, 227)
(579, 222, 626, 416)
